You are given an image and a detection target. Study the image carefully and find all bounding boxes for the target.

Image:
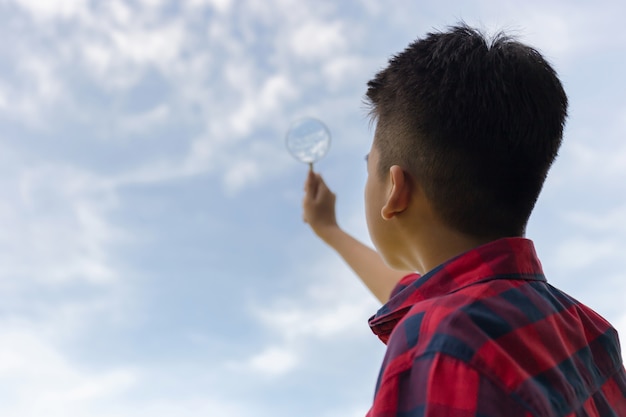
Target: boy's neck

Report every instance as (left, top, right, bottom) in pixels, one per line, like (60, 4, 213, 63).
(404, 222, 498, 275)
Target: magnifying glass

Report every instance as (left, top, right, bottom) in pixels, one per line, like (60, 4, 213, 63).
(285, 117, 331, 171)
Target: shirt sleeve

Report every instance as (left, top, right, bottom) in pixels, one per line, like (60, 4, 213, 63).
(368, 352, 530, 417)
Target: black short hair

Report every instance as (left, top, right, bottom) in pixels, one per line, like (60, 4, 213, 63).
(366, 24, 568, 238)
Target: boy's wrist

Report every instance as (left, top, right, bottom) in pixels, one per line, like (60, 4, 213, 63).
(315, 224, 342, 245)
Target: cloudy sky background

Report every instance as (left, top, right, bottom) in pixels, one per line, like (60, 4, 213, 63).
(1, 0, 625, 416)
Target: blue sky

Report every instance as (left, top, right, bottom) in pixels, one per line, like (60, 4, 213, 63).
(1, 0, 625, 416)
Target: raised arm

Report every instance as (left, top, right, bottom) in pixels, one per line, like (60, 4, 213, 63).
(302, 170, 409, 304)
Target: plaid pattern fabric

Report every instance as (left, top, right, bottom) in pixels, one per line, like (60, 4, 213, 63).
(367, 238, 626, 416)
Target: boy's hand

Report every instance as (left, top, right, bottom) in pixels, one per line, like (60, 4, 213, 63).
(302, 170, 339, 241)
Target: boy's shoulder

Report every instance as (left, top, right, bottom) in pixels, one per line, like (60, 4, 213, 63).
(394, 278, 624, 401)
(401, 277, 615, 359)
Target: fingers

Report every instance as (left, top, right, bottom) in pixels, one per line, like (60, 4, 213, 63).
(304, 170, 335, 202)
(303, 171, 324, 221)
(302, 171, 317, 223)
(305, 170, 329, 201)
(304, 169, 318, 195)
(302, 170, 338, 230)
(314, 174, 331, 203)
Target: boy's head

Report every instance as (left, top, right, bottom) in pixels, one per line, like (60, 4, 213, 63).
(365, 24, 568, 239)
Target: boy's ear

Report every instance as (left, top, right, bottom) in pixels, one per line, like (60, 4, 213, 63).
(381, 165, 411, 220)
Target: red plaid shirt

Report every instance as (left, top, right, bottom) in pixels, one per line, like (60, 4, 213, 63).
(367, 238, 626, 416)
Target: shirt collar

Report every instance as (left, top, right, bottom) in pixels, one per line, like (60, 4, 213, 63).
(368, 237, 546, 344)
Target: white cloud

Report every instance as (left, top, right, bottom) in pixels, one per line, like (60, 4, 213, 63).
(185, 0, 234, 14)
(0, 323, 136, 416)
(80, 39, 145, 90)
(110, 399, 248, 417)
(245, 346, 299, 376)
(104, 0, 133, 26)
(565, 140, 626, 180)
(77, 17, 188, 90)
(183, 136, 219, 175)
(323, 56, 367, 90)
(518, 10, 578, 58)
(320, 405, 372, 417)
(109, 24, 186, 67)
(553, 237, 622, 272)
(255, 293, 374, 341)
(290, 20, 347, 60)
(0, 321, 249, 417)
(228, 73, 299, 136)
(18, 55, 62, 102)
(239, 253, 379, 377)
(119, 104, 171, 134)
(0, 84, 7, 109)
(5, 0, 352, 194)
(239, 90, 281, 130)
(468, 2, 626, 63)
(261, 75, 299, 111)
(136, 0, 167, 10)
(564, 205, 626, 234)
(0, 53, 67, 126)
(11, 0, 89, 21)
(0, 161, 123, 285)
(223, 158, 260, 194)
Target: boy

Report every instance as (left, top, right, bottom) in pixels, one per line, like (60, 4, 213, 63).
(303, 25, 626, 416)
